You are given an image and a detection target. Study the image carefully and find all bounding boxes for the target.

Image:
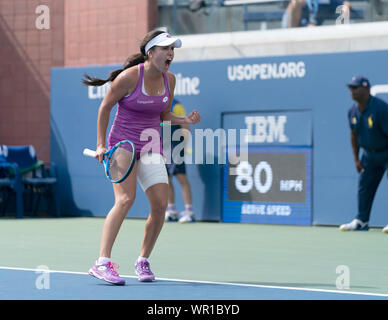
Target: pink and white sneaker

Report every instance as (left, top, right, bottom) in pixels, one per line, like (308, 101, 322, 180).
(88, 261, 126, 285)
(135, 260, 155, 282)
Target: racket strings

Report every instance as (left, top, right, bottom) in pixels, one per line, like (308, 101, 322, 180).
(108, 144, 134, 182)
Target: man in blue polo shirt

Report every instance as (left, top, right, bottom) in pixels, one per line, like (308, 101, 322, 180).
(340, 76, 388, 232)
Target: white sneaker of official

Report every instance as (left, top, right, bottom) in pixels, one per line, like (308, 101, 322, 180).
(382, 225, 388, 233)
(339, 219, 369, 231)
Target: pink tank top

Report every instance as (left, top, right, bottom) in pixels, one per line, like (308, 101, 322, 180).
(108, 63, 170, 159)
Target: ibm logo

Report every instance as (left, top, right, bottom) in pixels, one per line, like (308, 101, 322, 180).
(244, 116, 288, 143)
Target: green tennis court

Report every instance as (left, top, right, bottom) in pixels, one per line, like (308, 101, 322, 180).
(1, 217, 387, 299)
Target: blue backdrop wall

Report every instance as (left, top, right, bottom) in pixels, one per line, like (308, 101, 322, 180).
(50, 49, 388, 226)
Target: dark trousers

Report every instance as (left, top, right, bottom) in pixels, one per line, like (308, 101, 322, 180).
(357, 150, 388, 223)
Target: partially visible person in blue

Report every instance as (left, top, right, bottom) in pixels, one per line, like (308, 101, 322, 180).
(340, 76, 388, 233)
(164, 99, 195, 223)
(305, 0, 352, 26)
(286, 0, 351, 27)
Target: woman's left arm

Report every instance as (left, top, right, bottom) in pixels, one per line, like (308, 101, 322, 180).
(161, 73, 201, 125)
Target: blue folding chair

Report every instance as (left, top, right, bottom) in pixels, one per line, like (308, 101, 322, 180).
(0, 145, 60, 218)
(0, 145, 30, 218)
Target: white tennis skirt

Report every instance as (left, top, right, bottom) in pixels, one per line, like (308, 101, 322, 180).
(136, 152, 168, 191)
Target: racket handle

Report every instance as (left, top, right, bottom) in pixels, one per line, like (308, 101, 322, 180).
(83, 148, 96, 158)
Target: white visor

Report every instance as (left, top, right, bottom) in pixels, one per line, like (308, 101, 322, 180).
(145, 33, 182, 55)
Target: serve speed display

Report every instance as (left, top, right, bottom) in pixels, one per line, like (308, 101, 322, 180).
(222, 111, 312, 226)
(228, 153, 306, 203)
(222, 147, 312, 225)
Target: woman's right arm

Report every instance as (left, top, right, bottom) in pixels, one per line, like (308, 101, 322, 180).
(96, 68, 137, 162)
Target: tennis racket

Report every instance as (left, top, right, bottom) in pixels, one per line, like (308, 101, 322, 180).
(83, 140, 136, 183)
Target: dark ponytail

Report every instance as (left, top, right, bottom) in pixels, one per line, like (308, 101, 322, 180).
(82, 29, 166, 87)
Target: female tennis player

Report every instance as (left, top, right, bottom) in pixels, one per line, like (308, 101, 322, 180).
(83, 30, 200, 285)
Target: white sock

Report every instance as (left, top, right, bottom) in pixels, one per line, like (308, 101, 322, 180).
(137, 256, 149, 263)
(185, 204, 193, 212)
(97, 257, 111, 265)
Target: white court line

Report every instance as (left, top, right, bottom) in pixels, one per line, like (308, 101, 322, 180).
(1, 266, 388, 298)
